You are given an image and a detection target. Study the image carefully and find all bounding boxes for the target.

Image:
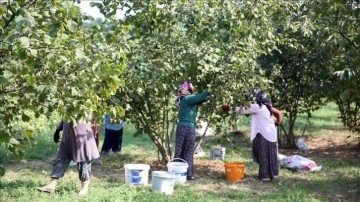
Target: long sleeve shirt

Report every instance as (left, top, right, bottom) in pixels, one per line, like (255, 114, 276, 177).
(178, 91, 211, 128)
(235, 104, 277, 142)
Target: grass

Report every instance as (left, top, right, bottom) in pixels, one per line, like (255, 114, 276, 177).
(292, 102, 344, 137)
(0, 103, 360, 202)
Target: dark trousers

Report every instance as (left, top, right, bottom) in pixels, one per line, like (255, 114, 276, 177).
(51, 157, 92, 181)
(174, 125, 196, 177)
(101, 128, 123, 153)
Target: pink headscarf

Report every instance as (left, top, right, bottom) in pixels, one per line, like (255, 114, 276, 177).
(176, 80, 194, 108)
(177, 80, 194, 96)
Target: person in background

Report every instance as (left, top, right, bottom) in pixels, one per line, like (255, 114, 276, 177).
(37, 114, 100, 195)
(223, 90, 281, 182)
(175, 80, 212, 181)
(100, 115, 124, 155)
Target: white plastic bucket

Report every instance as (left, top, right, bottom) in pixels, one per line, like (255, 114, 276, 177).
(124, 164, 150, 186)
(151, 171, 176, 195)
(167, 158, 189, 184)
(210, 147, 226, 160)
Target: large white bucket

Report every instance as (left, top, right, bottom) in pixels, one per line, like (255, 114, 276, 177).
(167, 158, 188, 184)
(124, 164, 150, 186)
(210, 147, 226, 161)
(151, 171, 176, 195)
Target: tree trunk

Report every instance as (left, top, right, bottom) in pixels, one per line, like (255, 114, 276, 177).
(280, 112, 297, 149)
(335, 96, 347, 127)
(156, 141, 170, 164)
(148, 132, 171, 164)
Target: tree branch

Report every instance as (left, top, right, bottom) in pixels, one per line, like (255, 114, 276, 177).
(0, 83, 26, 95)
(334, 7, 358, 49)
(338, 28, 358, 48)
(3, 0, 38, 31)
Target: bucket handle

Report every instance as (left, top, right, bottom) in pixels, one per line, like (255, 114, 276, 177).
(168, 158, 188, 165)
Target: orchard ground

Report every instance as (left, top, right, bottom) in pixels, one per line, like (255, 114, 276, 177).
(1, 129, 359, 201)
(0, 104, 360, 201)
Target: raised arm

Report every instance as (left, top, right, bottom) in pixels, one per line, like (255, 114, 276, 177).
(184, 91, 211, 105)
(272, 107, 283, 125)
(234, 104, 259, 115)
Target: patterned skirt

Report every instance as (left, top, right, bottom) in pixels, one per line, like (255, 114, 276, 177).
(252, 133, 279, 180)
(174, 125, 196, 177)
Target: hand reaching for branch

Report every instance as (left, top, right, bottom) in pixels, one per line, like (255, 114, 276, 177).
(205, 94, 214, 101)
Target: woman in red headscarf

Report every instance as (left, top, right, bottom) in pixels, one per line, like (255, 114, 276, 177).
(174, 81, 212, 181)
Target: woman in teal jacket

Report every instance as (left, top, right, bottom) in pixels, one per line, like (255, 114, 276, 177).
(174, 81, 212, 181)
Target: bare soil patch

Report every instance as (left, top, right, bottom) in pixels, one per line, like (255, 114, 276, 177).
(279, 129, 360, 160)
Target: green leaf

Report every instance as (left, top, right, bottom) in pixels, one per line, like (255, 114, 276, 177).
(18, 49, 27, 60)
(71, 87, 79, 96)
(49, 23, 61, 36)
(0, 165, 5, 177)
(0, 134, 11, 143)
(28, 48, 38, 57)
(24, 130, 34, 139)
(16, 18, 32, 27)
(0, 76, 9, 84)
(90, 2, 104, 10)
(67, 20, 78, 33)
(38, 91, 48, 102)
(24, 75, 36, 86)
(75, 49, 84, 59)
(59, 56, 68, 62)
(9, 138, 20, 145)
(46, 53, 55, 60)
(19, 37, 30, 48)
(21, 114, 31, 122)
(50, 85, 57, 95)
(17, 0, 27, 7)
(37, 85, 47, 91)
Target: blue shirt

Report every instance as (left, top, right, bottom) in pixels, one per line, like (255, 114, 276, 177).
(103, 115, 125, 131)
